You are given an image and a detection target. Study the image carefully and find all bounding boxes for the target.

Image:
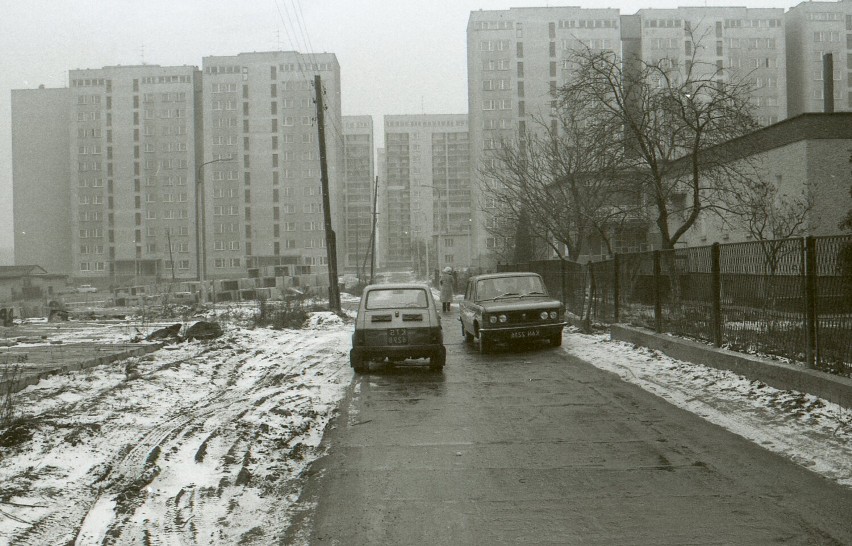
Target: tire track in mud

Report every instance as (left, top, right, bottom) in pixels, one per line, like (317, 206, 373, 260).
(77, 328, 351, 544)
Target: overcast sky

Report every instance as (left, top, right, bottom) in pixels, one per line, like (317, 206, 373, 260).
(0, 0, 804, 252)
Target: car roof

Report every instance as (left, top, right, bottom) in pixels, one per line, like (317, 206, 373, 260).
(470, 272, 542, 281)
(363, 282, 431, 292)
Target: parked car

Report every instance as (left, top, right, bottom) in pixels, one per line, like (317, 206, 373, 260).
(76, 284, 98, 293)
(350, 283, 446, 373)
(459, 272, 566, 354)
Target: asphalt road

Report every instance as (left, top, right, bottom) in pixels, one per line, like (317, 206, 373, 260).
(283, 312, 852, 545)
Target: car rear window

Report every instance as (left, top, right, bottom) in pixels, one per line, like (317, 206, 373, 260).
(366, 288, 429, 310)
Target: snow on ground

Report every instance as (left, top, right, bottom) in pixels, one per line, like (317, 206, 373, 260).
(1, 315, 850, 544)
(0, 312, 353, 545)
(564, 328, 852, 487)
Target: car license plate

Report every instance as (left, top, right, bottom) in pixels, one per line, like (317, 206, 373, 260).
(510, 329, 540, 339)
(387, 328, 408, 345)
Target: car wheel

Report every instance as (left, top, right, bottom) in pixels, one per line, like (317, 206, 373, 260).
(478, 333, 490, 355)
(462, 323, 474, 343)
(551, 331, 563, 347)
(350, 350, 367, 373)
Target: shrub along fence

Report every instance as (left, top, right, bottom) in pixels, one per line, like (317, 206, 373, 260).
(498, 235, 852, 377)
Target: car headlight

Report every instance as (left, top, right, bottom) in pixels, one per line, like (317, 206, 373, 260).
(489, 315, 497, 324)
(498, 314, 507, 323)
(540, 311, 549, 320)
(549, 311, 558, 319)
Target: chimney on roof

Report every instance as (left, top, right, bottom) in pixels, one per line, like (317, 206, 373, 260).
(823, 53, 834, 113)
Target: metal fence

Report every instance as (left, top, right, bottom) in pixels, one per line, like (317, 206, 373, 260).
(499, 235, 852, 377)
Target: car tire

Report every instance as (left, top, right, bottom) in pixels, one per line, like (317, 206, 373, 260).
(478, 333, 490, 355)
(350, 350, 367, 373)
(551, 331, 563, 347)
(462, 324, 474, 343)
(429, 349, 446, 371)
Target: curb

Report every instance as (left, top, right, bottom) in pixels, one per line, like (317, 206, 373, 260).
(609, 324, 852, 410)
(3, 343, 164, 395)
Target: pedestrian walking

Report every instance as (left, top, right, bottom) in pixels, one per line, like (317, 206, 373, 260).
(439, 266, 454, 312)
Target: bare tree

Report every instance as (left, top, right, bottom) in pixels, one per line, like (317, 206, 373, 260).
(558, 38, 761, 251)
(478, 101, 639, 263)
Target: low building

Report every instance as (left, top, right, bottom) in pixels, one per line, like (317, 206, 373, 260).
(673, 112, 852, 246)
(0, 265, 68, 302)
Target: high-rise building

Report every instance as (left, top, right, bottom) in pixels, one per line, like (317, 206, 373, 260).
(11, 86, 72, 274)
(785, 0, 852, 116)
(69, 65, 201, 282)
(467, 7, 622, 268)
(381, 115, 471, 273)
(201, 51, 344, 278)
(342, 116, 375, 276)
(632, 7, 787, 126)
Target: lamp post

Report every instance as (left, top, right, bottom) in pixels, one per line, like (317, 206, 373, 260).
(195, 155, 233, 303)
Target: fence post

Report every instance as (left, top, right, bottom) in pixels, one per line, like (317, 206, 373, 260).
(803, 236, 818, 369)
(711, 243, 722, 347)
(653, 250, 662, 333)
(613, 253, 620, 323)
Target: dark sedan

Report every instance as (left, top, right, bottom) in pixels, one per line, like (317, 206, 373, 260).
(459, 272, 567, 354)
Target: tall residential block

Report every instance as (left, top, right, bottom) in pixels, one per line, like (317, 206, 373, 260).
(11, 87, 72, 274)
(633, 7, 787, 126)
(468, 7, 622, 268)
(201, 51, 344, 278)
(342, 116, 375, 276)
(69, 65, 201, 282)
(381, 115, 471, 272)
(785, 0, 852, 116)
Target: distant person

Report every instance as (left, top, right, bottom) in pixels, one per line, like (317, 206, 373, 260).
(439, 267, 454, 312)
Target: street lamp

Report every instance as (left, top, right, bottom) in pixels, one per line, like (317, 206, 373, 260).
(195, 155, 234, 303)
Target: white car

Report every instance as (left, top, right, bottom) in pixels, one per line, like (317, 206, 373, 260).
(76, 285, 98, 293)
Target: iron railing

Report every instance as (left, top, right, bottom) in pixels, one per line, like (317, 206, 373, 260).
(499, 235, 852, 377)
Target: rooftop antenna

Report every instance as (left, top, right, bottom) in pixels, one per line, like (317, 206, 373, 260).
(140, 43, 146, 65)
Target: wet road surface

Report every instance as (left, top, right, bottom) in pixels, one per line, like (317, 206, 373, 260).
(283, 312, 852, 544)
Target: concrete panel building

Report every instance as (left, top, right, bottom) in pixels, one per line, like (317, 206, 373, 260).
(201, 51, 344, 279)
(11, 86, 72, 275)
(342, 116, 375, 276)
(467, 7, 622, 269)
(785, 0, 852, 116)
(632, 7, 787, 126)
(381, 115, 471, 273)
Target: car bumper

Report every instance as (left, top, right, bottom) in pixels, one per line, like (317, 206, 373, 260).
(480, 323, 566, 341)
(352, 344, 445, 361)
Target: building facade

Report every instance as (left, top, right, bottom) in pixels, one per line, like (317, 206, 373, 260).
(467, 7, 622, 268)
(11, 86, 72, 275)
(381, 114, 471, 273)
(632, 6, 787, 126)
(785, 0, 852, 116)
(201, 51, 344, 279)
(342, 116, 375, 276)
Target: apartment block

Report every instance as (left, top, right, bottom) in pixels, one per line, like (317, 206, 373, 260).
(632, 6, 787, 126)
(342, 116, 375, 275)
(382, 115, 471, 272)
(468, 7, 621, 268)
(201, 51, 344, 278)
(11, 86, 72, 275)
(68, 65, 201, 282)
(786, 0, 852, 116)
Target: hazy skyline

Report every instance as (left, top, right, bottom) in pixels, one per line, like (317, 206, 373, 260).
(1, 0, 805, 255)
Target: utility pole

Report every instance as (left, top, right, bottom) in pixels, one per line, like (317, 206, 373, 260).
(370, 175, 378, 283)
(314, 75, 341, 312)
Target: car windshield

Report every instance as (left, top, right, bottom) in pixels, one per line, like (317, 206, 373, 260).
(365, 288, 429, 310)
(476, 276, 545, 301)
